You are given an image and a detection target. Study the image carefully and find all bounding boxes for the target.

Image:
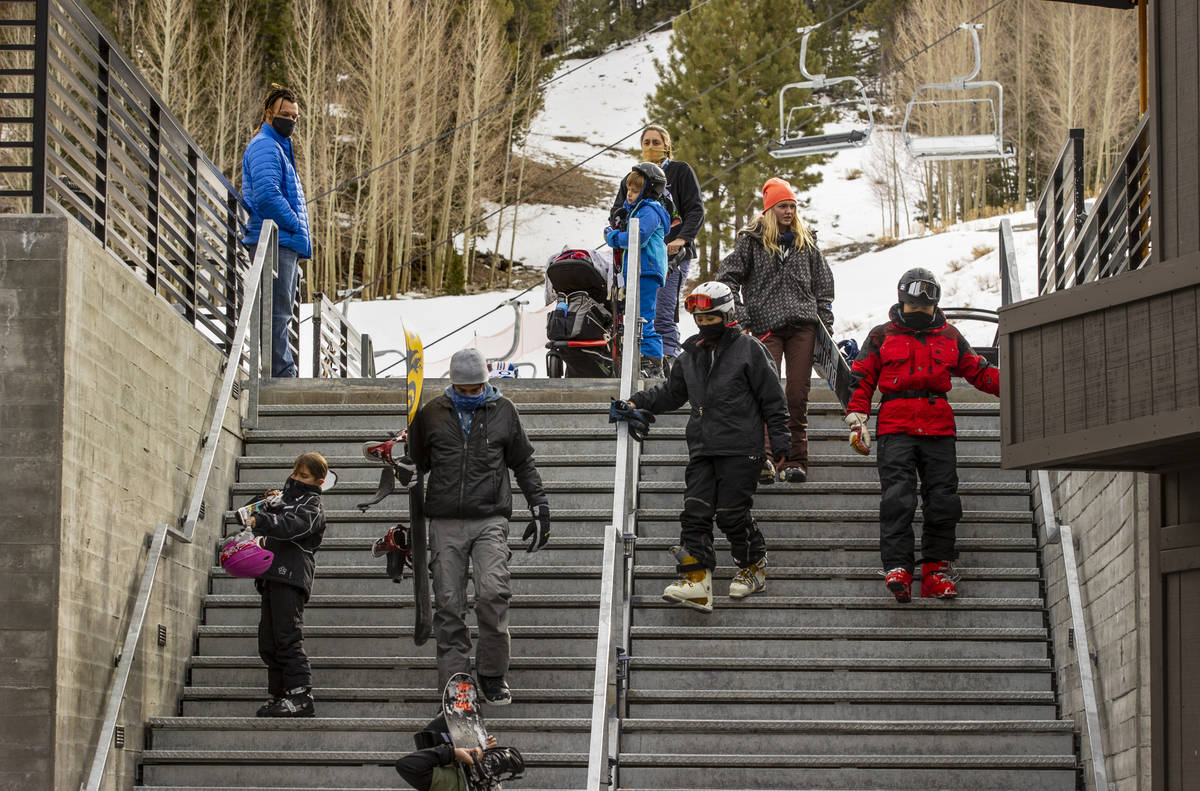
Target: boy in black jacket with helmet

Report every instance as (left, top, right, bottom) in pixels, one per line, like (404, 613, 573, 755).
(612, 282, 789, 613)
(245, 451, 328, 717)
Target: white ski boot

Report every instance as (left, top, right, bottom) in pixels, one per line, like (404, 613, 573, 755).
(662, 550, 713, 613)
(729, 557, 767, 598)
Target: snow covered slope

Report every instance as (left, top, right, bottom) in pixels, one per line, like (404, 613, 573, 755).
(311, 30, 1036, 376)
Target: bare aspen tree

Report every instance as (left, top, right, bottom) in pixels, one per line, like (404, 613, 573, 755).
(136, 0, 199, 124)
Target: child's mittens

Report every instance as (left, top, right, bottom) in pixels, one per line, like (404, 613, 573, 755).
(604, 227, 621, 248)
(845, 412, 871, 455)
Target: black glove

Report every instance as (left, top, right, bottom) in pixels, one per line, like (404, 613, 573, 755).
(608, 397, 655, 443)
(392, 455, 419, 490)
(522, 504, 550, 553)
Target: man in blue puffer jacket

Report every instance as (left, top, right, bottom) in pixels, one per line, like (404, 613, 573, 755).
(241, 84, 311, 377)
(604, 162, 672, 378)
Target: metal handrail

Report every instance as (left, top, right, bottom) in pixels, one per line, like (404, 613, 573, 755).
(999, 218, 1109, 791)
(586, 220, 642, 789)
(81, 221, 276, 791)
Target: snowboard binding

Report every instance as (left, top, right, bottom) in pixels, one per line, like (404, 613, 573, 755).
(358, 432, 408, 511)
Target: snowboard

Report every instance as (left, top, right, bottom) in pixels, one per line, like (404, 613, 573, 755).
(811, 319, 854, 408)
(442, 672, 490, 753)
(402, 322, 432, 646)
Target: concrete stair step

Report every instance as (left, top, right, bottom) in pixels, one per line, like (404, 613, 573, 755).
(177, 686, 591, 720)
(615, 755, 1076, 790)
(629, 624, 1047, 643)
(618, 717, 1074, 754)
(139, 749, 585, 787)
(189, 657, 597, 689)
(195, 624, 595, 658)
(147, 715, 588, 752)
(251, 401, 1001, 417)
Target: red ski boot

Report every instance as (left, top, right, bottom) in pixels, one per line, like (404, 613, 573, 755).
(372, 523, 412, 559)
(884, 567, 913, 603)
(920, 561, 959, 599)
(362, 432, 405, 465)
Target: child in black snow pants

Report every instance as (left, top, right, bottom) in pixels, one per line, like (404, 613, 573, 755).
(612, 281, 789, 612)
(245, 451, 328, 716)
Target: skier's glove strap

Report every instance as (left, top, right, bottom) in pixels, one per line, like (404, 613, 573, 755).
(522, 504, 551, 553)
(392, 455, 419, 489)
(609, 397, 654, 443)
(845, 412, 871, 455)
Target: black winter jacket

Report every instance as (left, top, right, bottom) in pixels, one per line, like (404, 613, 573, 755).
(409, 388, 548, 520)
(716, 227, 835, 334)
(630, 325, 790, 458)
(611, 159, 706, 260)
(252, 477, 326, 598)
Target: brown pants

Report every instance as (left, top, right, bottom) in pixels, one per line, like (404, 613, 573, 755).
(762, 324, 816, 469)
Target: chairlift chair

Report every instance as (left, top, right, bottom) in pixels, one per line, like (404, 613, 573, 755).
(902, 24, 1009, 162)
(769, 26, 875, 159)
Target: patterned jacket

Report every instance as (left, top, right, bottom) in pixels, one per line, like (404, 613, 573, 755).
(716, 228, 835, 335)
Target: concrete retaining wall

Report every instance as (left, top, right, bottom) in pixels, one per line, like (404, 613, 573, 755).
(1035, 469, 1152, 791)
(0, 215, 243, 791)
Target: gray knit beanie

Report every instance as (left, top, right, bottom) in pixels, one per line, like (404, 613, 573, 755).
(448, 348, 488, 385)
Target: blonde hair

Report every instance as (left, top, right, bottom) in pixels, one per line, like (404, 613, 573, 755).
(626, 169, 646, 192)
(744, 208, 815, 256)
(641, 124, 673, 157)
(293, 452, 328, 481)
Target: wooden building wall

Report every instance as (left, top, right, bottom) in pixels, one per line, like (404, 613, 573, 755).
(1150, 0, 1199, 264)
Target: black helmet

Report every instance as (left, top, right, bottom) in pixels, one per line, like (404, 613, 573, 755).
(631, 161, 667, 200)
(897, 267, 941, 307)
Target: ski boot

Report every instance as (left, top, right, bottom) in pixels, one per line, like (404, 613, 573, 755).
(258, 686, 315, 717)
(478, 674, 512, 706)
(640, 357, 664, 378)
(255, 694, 282, 717)
(920, 561, 959, 599)
(362, 433, 405, 465)
(782, 466, 807, 484)
(759, 457, 777, 486)
(662, 547, 713, 612)
(729, 556, 767, 598)
(372, 523, 412, 559)
(884, 567, 913, 603)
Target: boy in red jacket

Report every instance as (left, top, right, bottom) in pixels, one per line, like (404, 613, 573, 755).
(844, 268, 1000, 602)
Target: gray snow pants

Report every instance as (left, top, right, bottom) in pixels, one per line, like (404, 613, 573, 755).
(429, 515, 512, 691)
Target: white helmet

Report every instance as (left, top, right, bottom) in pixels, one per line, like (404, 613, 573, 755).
(684, 281, 736, 320)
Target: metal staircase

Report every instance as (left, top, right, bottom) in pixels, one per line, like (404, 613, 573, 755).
(616, 381, 1080, 790)
(135, 377, 1080, 790)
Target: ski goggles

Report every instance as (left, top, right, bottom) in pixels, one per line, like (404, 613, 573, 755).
(901, 280, 940, 301)
(684, 293, 732, 313)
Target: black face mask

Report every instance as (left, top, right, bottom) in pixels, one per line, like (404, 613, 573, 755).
(698, 322, 726, 342)
(902, 310, 934, 329)
(271, 116, 296, 138)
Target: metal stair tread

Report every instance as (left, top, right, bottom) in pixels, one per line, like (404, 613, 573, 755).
(227, 480, 1031, 495)
(626, 656, 1051, 671)
(196, 624, 596, 636)
(629, 625, 1047, 640)
(633, 565, 1039, 579)
(139, 748, 584, 764)
(309, 535, 1037, 550)
(626, 689, 1056, 703)
(187, 655, 596, 669)
(237, 452, 1003, 468)
(253, 401, 1000, 416)
(619, 717, 1074, 733)
(614, 752, 1075, 768)
(280, 511, 1036, 525)
(243, 427, 1001, 440)
(147, 715, 588, 730)
(628, 595, 1043, 609)
(180, 686, 589, 701)
(203, 593, 602, 607)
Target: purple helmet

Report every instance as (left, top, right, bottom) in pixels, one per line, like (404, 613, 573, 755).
(220, 534, 274, 579)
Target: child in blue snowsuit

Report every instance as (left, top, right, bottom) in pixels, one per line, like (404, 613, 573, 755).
(605, 162, 672, 377)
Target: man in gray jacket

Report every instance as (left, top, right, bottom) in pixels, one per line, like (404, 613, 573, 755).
(406, 349, 550, 705)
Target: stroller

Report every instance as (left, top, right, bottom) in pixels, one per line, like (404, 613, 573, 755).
(544, 248, 621, 378)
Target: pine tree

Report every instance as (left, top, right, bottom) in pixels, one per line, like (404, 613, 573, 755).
(646, 0, 821, 278)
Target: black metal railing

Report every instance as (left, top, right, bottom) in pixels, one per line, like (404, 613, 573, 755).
(1035, 128, 1085, 295)
(312, 293, 374, 378)
(1071, 114, 1151, 285)
(1035, 117, 1152, 296)
(0, 0, 253, 353)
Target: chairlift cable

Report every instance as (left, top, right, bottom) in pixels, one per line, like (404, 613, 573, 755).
(308, 0, 723, 204)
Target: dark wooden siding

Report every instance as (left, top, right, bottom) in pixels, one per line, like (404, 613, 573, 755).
(998, 252, 1200, 470)
(1152, 0, 1200, 263)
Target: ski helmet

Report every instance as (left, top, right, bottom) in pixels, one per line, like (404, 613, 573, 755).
(220, 532, 274, 579)
(897, 267, 941, 307)
(684, 281, 736, 320)
(631, 161, 667, 200)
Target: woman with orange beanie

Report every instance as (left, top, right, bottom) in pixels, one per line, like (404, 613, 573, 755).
(716, 177, 835, 483)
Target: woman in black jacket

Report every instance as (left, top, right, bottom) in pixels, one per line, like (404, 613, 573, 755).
(717, 177, 835, 484)
(610, 124, 706, 373)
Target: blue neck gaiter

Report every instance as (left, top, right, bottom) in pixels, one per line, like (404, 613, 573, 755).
(449, 387, 489, 437)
